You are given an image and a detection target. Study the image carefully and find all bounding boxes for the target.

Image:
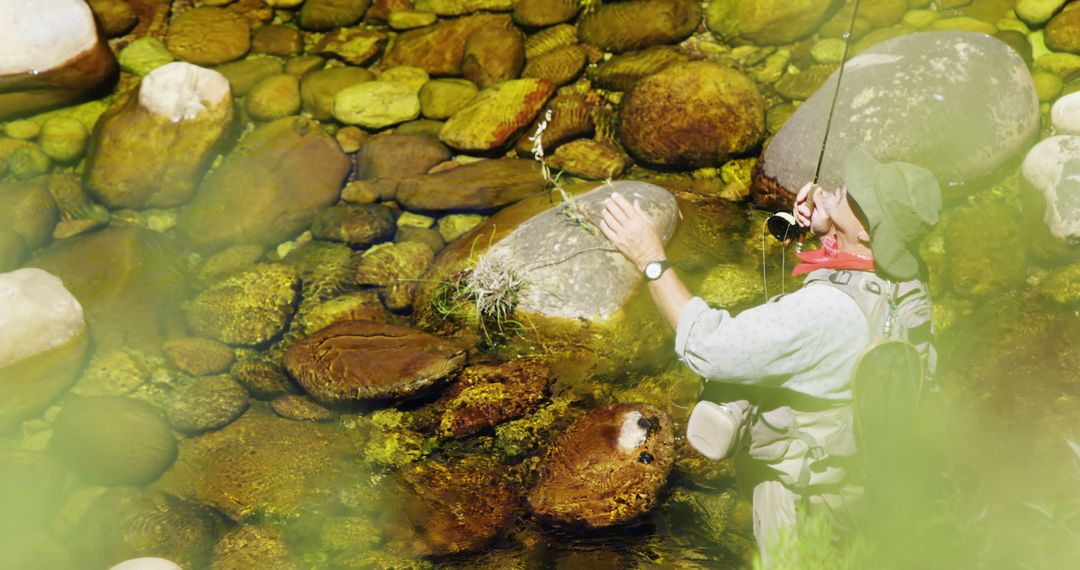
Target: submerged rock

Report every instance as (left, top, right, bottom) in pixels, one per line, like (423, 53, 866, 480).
(439, 78, 555, 152)
(397, 158, 546, 212)
(578, 0, 701, 53)
(165, 375, 250, 434)
(419, 78, 479, 120)
(300, 66, 375, 122)
(383, 14, 513, 75)
(0, 268, 87, 433)
(513, 0, 579, 27)
(177, 117, 351, 251)
(211, 525, 295, 570)
(587, 46, 688, 92)
(163, 337, 235, 377)
(298, 0, 372, 31)
(155, 409, 364, 522)
(76, 489, 217, 569)
(432, 359, 550, 439)
(0, 177, 60, 270)
(354, 133, 452, 200)
(166, 7, 251, 66)
(387, 455, 519, 556)
(284, 320, 466, 402)
(527, 403, 675, 528)
(754, 31, 1039, 207)
(85, 62, 233, 209)
(0, 0, 118, 120)
(706, 0, 838, 46)
(310, 204, 396, 247)
(51, 396, 177, 486)
(355, 240, 435, 311)
(184, 264, 299, 346)
(462, 26, 526, 88)
(619, 62, 765, 169)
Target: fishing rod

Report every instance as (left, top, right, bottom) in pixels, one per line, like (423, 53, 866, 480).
(767, 0, 862, 252)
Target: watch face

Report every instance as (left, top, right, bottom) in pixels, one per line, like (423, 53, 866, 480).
(645, 263, 661, 279)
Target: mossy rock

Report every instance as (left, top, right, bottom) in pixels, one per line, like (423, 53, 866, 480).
(245, 74, 301, 121)
(165, 375, 250, 434)
(215, 57, 285, 96)
(184, 264, 299, 346)
(166, 7, 251, 66)
(252, 24, 303, 57)
(579, 0, 700, 53)
(162, 337, 235, 376)
(1046, 4, 1080, 54)
(51, 396, 177, 486)
(310, 203, 396, 246)
(383, 14, 513, 76)
(706, 0, 838, 46)
(300, 66, 375, 121)
(117, 37, 175, 76)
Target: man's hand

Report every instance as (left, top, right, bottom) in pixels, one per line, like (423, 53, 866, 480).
(600, 192, 666, 270)
(794, 181, 841, 237)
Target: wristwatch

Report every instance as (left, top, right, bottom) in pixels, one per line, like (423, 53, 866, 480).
(643, 260, 671, 281)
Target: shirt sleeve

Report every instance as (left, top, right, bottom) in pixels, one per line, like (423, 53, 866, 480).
(674, 286, 866, 390)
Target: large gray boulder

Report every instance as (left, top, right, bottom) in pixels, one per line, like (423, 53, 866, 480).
(753, 31, 1039, 208)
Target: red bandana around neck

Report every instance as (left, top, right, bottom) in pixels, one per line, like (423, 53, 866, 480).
(791, 235, 875, 277)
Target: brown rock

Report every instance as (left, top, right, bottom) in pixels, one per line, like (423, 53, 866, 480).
(0, 177, 60, 257)
(366, 0, 413, 24)
(548, 139, 631, 180)
(522, 44, 587, 87)
(433, 359, 550, 439)
(310, 27, 388, 66)
(84, 62, 233, 209)
(396, 158, 546, 212)
(215, 57, 285, 96)
(212, 525, 296, 570)
(177, 117, 351, 251)
(388, 455, 518, 556)
(462, 27, 526, 88)
(310, 204, 396, 246)
(527, 403, 674, 528)
(298, 0, 373, 31)
(163, 337, 235, 376)
(578, 0, 701, 53)
(382, 14, 513, 75)
(283, 320, 466, 402)
(355, 133, 452, 200)
(300, 66, 375, 121)
(413, 0, 512, 15)
(513, 93, 594, 156)
(87, 0, 139, 38)
(252, 24, 303, 57)
(439, 78, 555, 152)
(231, 359, 296, 399)
(587, 46, 689, 92)
(513, 0, 579, 27)
(0, 0, 118, 121)
(524, 23, 578, 60)
(184, 264, 299, 346)
(1046, 5, 1080, 54)
(619, 61, 764, 168)
(166, 7, 252, 66)
(355, 240, 435, 311)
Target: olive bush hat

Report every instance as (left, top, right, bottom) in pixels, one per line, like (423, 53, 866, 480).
(844, 147, 942, 281)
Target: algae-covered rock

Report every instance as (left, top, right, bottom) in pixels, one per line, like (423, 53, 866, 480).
(154, 409, 365, 522)
(245, 74, 301, 121)
(388, 455, 519, 556)
(0, 0, 118, 121)
(85, 62, 233, 209)
(184, 264, 299, 346)
(619, 61, 765, 168)
(698, 263, 761, 310)
(1017, 0, 1067, 27)
(525, 23, 578, 60)
(6, 144, 50, 179)
(283, 320, 466, 402)
(355, 240, 435, 311)
(388, 10, 438, 30)
(51, 396, 177, 486)
(178, 117, 351, 251)
(72, 349, 149, 397)
(231, 359, 296, 400)
(943, 196, 1025, 298)
(494, 392, 582, 458)
(332, 81, 420, 128)
(211, 525, 296, 570)
(39, 117, 89, 163)
(414, 0, 512, 15)
(754, 31, 1039, 208)
(1045, 4, 1080, 53)
(578, 0, 700, 53)
(166, 7, 251, 66)
(118, 37, 175, 76)
(396, 158, 546, 212)
(419, 79, 479, 120)
(432, 359, 549, 439)
(547, 139, 632, 180)
(527, 403, 675, 528)
(165, 375, 250, 434)
(462, 27, 526, 88)
(513, 93, 594, 156)
(774, 64, 837, 101)
(355, 133, 453, 199)
(195, 244, 265, 289)
(439, 78, 554, 152)
(163, 337, 235, 376)
(298, 0, 372, 31)
(706, 0, 838, 46)
(437, 213, 486, 242)
(383, 14, 513, 75)
(298, 291, 390, 333)
(378, 66, 430, 94)
(300, 66, 375, 121)
(0, 268, 87, 432)
(87, 0, 138, 38)
(310, 27, 388, 66)
(75, 488, 217, 570)
(311, 203, 396, 246)
(270, 394, 335, 422)
(513, 0, 578, 27)
(522, 45, 587, 87)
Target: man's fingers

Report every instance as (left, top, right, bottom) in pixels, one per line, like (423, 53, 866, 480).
(601, 208, 624, 231)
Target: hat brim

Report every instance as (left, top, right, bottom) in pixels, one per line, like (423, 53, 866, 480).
(869, 222, 920, 281)
(843, 146, 884, 230)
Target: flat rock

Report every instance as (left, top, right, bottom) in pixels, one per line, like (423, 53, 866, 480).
(439, 78, 554, 152)
(753, 31, 1039, 208)
(382, 14, 513, 75)
(85, 62, 233, 209)
(527, 403, 674, 528)
(354, 133, 452, 200)
(283, 320, 466, 402)
(462, 27, 525, 88)
(178, 117, 351, 251)
(332, 81, 419, 128)
(396, 158, 546, 212)
(310, 27, 387, 66)
(166, 7, 251, 66)
(0, 0, 118, 120)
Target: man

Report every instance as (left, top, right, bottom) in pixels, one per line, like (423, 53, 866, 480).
(598, 146, 941, 561)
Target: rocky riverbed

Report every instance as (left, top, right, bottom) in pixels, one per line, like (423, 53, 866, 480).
(2, 0, 1080, 568)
